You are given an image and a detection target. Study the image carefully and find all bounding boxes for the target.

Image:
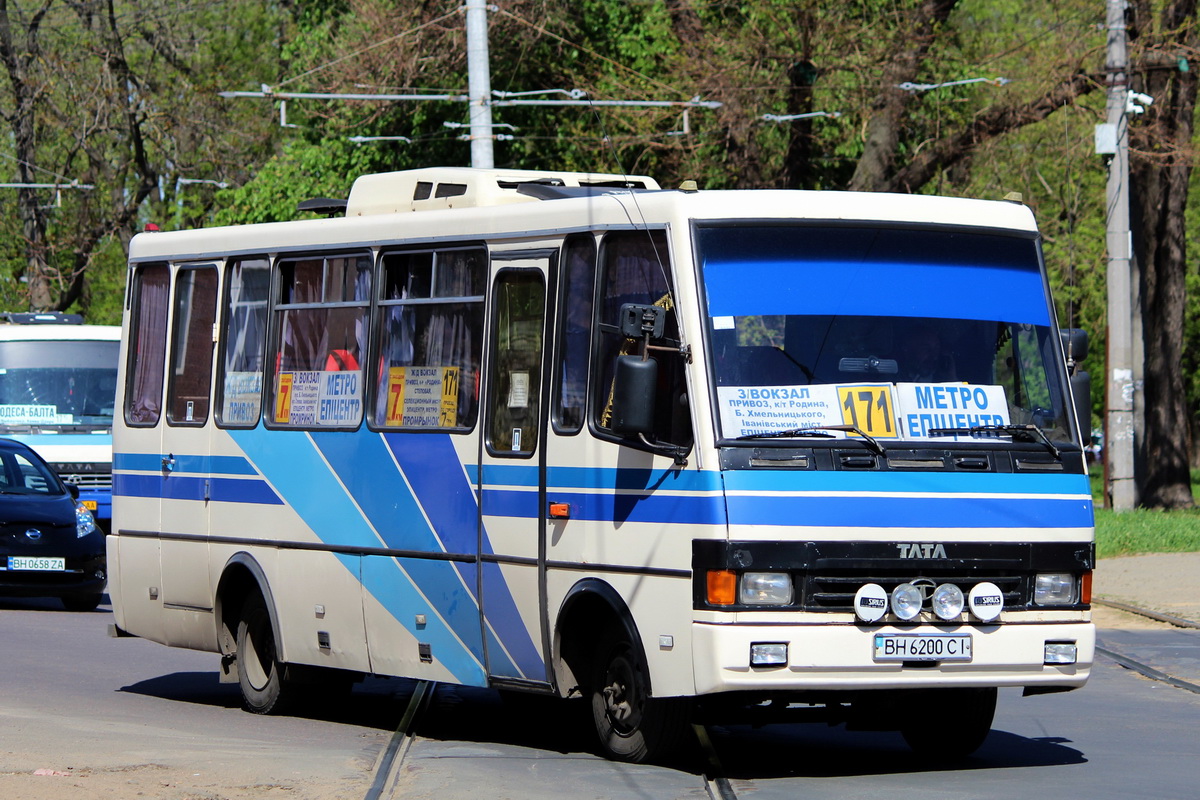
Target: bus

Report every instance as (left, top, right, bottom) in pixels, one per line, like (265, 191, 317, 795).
(1, 312, 120, 530)
(109, 167, 1094, 762)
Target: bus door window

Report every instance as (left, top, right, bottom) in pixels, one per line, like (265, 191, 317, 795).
(217, 257, 270, 427)
(372, 248, 485, 430)
(125, 263, 171, 426)
(551, 234, 596, 434)
(486, 270, 545, 456)
(594, 230, 692, 450)
(166, 267, 218, 426)
(270, 253, 371, 428)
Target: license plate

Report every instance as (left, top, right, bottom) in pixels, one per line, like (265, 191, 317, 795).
(82, 500, 98, 511)
(7, 556, 66, 572)
(874, 633, 972, 662)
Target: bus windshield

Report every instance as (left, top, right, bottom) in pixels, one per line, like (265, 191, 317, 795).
(0, 340, 119, 431)
(697, 224, 1075, 446)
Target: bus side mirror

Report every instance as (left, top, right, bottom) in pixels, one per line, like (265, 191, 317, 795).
(1070, 370, 1091, 441)
(610, 355, 658, 435)
(1060, 328, 1089, 369)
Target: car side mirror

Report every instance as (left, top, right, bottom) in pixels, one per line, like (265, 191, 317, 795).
(66, 482, 80, 500)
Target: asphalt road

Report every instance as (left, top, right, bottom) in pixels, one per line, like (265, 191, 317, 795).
(2, 596, 1198, 800)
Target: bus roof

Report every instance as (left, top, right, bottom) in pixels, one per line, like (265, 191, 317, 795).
(0, 323, 120, 342)
(127, 168, 1039, 264)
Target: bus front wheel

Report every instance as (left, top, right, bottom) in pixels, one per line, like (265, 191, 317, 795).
(589, 640, 690, 763)
(236, 593, 295, 714)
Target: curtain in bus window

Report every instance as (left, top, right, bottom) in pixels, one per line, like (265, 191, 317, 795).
(167, 268, 218, 424)
(220, 258, 269, 426)
(126, 264, 170, 425)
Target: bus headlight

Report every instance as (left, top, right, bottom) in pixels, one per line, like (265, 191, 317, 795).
(891, 583, 924, 621)
(76, 503, 97, 538)
(740, 572, 794, 605)
(931, 583, 965, 620)
(1034, 573, 1077, 605)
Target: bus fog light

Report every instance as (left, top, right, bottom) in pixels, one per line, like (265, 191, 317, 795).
(854, 584, 889, 623)
(969, 582, 1005, 621)
(1034, 573, 1077, 605)
(740, 572, 794, 605)
(891, 583, 923, 621)
(931, 583, 965, 620)
(750, 642, 788, 667)
(1044, 642, 1078, 664)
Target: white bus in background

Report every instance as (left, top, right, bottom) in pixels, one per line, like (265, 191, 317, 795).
(0, 312, 120, 530)
(109, 167, 1095, 763)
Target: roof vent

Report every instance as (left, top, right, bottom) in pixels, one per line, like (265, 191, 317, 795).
(297, 197, 348, 217)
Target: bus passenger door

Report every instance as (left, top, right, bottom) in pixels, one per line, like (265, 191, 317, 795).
(478, 258, 551, 686)
(157, 265, 220, 635)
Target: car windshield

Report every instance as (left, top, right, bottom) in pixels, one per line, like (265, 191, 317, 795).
(0, 445, 64, 495)
(0, 339, 118, 431)
(697, 224, 1075, 446)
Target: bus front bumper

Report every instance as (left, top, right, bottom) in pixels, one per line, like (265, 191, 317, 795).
(692, 619, 1094, 695)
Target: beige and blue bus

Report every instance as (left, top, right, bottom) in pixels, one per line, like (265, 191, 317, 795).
(109, 167, 1094, 762)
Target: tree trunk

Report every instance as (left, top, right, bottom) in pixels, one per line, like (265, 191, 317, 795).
(1129, 5, 1198, 509)
(848, 0, 958, 192)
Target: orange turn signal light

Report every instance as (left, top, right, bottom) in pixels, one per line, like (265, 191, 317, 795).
(707, 570, 737, 606)
(1081, 570, 1092, 604)
(549, 502, 570, 519)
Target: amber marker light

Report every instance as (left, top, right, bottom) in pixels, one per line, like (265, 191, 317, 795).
(707, 570, 737, 606)
(1081, 571, 1093, 604)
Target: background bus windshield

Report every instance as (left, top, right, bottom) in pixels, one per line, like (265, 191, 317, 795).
(698, 225, 1073, 445)
(0, 340, 119, 430)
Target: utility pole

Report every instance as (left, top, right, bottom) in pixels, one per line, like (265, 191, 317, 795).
(1103, 0, 1137, 510)
(465, 0, 494, 168)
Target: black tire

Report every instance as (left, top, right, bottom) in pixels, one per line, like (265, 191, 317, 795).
(236, 593, 296, 714)
(60, 593, 103, 612)
(900, 687, 997, 760)
(590, 640, 691, 763)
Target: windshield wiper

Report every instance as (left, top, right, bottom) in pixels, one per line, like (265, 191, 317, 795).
(737, 424, 885, 457)
(928, 423, 1061, 460)
(736, 427, 835, 441)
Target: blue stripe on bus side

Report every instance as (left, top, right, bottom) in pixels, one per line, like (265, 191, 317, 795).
(383, 433, 545, 681)
(227, 428, 487, 687)
(483, 488, 729, 527)
(113, 473, 284, 505)
(308, 430, 524, 680)
(113, 452, 260, 475)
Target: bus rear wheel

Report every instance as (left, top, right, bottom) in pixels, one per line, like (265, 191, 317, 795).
(589, 640, 690, 763)
(900, 687, 996, 760)
(236, 593, 296, 714)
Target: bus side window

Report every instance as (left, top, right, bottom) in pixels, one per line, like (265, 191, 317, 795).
(593, 231, 693, 450)
(125, 263, 171, 426)
(552, 234, 595, 434)
(372, 248, 485, 430)
(166, 267, 218, 426)
(217, 257, 270, 427)
(270, 253, 371, 428)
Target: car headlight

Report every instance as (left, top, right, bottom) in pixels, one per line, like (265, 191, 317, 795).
(739, 572, 794, 605)
(1034, 573, 1077, 605)
(75, 503, 97, 538)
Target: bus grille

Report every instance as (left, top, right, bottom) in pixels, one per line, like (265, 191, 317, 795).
(803, 571, 1025, 612)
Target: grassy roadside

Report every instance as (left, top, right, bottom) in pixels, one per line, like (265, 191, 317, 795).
(1092, 468, 1200, 558)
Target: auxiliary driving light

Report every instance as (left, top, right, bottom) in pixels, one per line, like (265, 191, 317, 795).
(891, 582, 924, 621)
(1044, 642, 1078, 665)
(854, 583, 889, 623)
(968, 582, 1005, 622)
(750, 642, 789, 667)
(931, 583, 965, 620)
